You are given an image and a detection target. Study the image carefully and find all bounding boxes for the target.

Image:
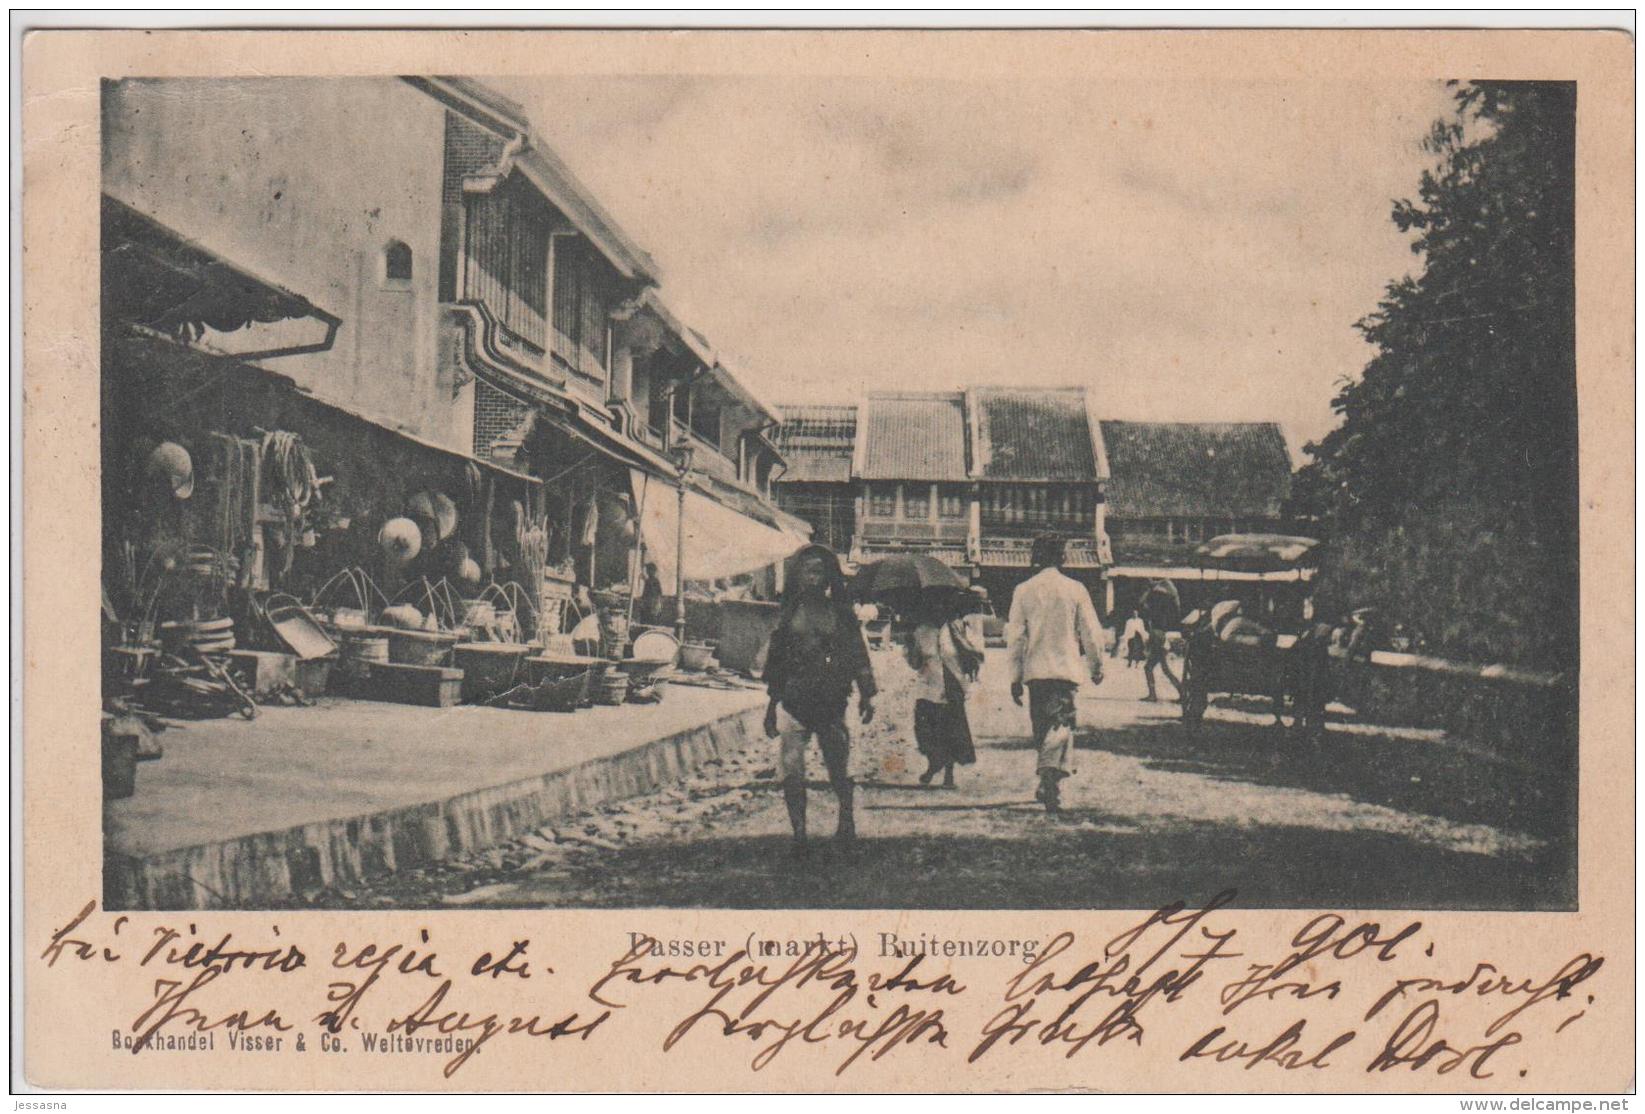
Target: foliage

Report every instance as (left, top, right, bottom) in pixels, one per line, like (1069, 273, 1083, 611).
(1293, 82, 1577, 671)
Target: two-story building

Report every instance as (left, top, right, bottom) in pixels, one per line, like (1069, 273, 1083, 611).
(853, 391, 975, 569)
(777, 387, 1111, 612)
(101, 75, 804, 637)
(967, 387, 1111, 607)
(771, 404, 858, 553)
(771, 399, 1299, 621)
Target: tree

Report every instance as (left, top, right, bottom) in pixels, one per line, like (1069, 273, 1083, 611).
(1294, 81, 1577, 671)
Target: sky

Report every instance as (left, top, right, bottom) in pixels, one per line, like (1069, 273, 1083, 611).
(497, 75, 1457, 458)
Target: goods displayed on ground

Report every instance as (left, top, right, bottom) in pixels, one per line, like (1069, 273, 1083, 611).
(101, 424, 796, 804)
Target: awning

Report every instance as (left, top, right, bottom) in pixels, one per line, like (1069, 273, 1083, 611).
(1109, 565, 1316, 583)
(102, 195, 341, 359)
(629, 469, 807, 584)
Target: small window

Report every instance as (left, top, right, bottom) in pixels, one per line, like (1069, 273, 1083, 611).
(902, 484, 930, 520)
(869, 485, 896, 518)
(938, 486, 966, 519)
(384, 239, 413, 285)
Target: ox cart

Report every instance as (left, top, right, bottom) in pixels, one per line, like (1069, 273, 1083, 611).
(1173, 535, 1328, 735)
(1179, 602, 1331, 735)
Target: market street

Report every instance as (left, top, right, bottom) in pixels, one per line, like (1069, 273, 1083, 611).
(334, 647, 1573, 912)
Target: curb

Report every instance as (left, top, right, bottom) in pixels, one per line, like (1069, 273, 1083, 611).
(105, 700, 767, 910)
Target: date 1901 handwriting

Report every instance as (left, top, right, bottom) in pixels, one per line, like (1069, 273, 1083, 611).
(37, 896, 1608, 1082)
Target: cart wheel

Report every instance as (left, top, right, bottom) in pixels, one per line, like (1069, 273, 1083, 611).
(1180, 665, 1207, 727)
(1300, 700, 1327, 742)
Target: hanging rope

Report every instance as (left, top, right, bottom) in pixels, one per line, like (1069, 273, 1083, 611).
(260, 430, 320, 518)
(257, 429, 321, 582)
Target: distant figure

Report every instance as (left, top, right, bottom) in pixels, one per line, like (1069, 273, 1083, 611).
(636, 561, 665, 625)
(1121, 609, 1148, 668)
(902, 596, 983, 789)
(1141, 580, 1183, 703)
(1006, 535, 1107, 813)
(762, 544, 877, 853)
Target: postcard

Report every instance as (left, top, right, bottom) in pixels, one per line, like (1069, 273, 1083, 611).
(17, 26, 1634, 1093)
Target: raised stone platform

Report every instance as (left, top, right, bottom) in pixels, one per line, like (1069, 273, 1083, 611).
(103, 684, 768, 909)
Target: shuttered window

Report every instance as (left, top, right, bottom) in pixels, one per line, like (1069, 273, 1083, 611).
(902, 483, 930, 520)
(869, 484, 896, 518)
(551, 237, 610, 382)
(463, 177, 548, 352)
(981, 484, 1097, 530)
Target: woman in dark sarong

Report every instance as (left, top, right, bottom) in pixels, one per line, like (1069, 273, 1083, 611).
(903, 594, 982, 788)
(762, 544, 877, 852)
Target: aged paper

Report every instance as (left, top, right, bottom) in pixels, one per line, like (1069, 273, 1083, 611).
(19, 28, 1634, 1093)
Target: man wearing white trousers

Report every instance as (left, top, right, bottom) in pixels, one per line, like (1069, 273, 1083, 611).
(1006, 535, 1108, 813)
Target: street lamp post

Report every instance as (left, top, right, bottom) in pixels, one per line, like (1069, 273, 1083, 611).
(670, 440, 695, 645)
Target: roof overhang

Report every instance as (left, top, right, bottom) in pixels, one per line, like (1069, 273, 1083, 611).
(406, 76, 660, 287)
(707, 361, 781, 427)
(102, 195, 341, 360)
(616, 289, 718, 369)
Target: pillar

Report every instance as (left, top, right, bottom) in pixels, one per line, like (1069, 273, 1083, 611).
(966, 486, 981, 565)
(609, 343, 634, 405)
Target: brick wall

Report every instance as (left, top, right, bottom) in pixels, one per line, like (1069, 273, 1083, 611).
(439, 113, 507, 300)
(442, 113, 506, 202)
(473, 380, 532, 461)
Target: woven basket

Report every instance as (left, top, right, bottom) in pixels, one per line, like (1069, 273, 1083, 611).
(532, 670, 589, 713)
(387, 629, 458, 667)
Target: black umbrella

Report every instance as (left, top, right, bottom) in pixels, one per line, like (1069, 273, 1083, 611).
(853, 553, 968, 597)
(853, 554, 980, 619)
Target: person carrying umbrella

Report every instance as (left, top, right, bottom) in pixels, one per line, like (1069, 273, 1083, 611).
(1006, 534, 1107, 813)
(762, 543, 877, 853)
(901, 590, 983, 789)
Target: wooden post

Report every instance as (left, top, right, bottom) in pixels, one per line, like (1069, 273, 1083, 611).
(479, 473, 495, 576)
(967, 485, 982, 565)
(674, 479, 687, 643)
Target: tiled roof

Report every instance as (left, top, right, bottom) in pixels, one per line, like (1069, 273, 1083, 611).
(858, 392, 969, 481)
(774, 404, 856, 483)
(1100, 421, 1293, 518)
(970, 387, 1099, 481)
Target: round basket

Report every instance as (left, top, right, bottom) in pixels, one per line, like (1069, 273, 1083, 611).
(678, 642, 716, 671)
(387, 628, 457, 666)
(337, 633, 388, 684)
(159, 618, 236, 656)
(341, 633, 390, 661)
(327, 607, 369, 632)
(453, 642, 530, 702)
(530, 670, 589, 713)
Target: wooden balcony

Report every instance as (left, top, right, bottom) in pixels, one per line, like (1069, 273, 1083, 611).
(977, 535, 1110, 569)
(857, 517, 969, 543)
(852, 539, 970, 569)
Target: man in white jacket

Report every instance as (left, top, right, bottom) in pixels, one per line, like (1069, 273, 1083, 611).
(1006, 535, 1107, 813)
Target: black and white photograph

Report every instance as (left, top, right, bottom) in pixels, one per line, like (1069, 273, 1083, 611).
(98, 70, 1579, 914)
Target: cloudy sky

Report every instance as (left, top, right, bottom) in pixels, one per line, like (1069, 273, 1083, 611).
(498, 75, 1456, 455)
